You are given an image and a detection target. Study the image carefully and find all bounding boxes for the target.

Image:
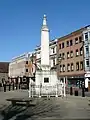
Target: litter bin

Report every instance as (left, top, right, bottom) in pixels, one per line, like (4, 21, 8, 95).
(74, 90, 78, 96)
(82, 86, 85, 97)
(70, 87, 73, 95)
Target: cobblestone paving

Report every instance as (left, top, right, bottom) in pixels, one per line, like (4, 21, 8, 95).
(0, 90, 90, 120)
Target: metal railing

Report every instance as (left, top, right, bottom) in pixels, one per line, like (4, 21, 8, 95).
(28, 82, 66, 98)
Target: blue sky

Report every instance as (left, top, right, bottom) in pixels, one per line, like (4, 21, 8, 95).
(0, 0, 90, 61)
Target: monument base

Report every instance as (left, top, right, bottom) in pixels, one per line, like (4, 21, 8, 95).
(35, 68, 58, 96)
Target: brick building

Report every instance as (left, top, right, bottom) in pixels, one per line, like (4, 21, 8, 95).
(57, 25, 90, 89)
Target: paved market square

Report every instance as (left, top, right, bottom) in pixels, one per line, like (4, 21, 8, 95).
(0, 90, 90, 120)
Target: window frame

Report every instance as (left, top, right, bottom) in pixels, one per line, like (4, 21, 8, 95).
(44, 78, 49, 83)
(26, 69, 28, 72)
(71, 63, 74, 71)
(70, 39, 73, 46)
(76, 49, 79, 57)
(76, 62, 79, 71)
(75, 37, 78, 44)
(67, 63, 70, 72)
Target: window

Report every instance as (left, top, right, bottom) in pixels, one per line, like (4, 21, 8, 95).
(52, 48, 55, 53)
(75, 37, 78, 44)
(70, 51, 73, 58)
(26, 69, 28, 72)
(80, 61, 83, 70)
(70, 40, 73, 46)
(60, 65, 62, 72)
(76, 62, 79, 71)
(63, 64, 65, 72)
(67, 64, 70, 72)
(53, 59, 55, 66)
(85, 32, 88, 40)
(79, 36, 82, 43)
(80, 47, 83, 56)
(60, 53, 61, 58)
(71, 63, 74, 71)
(76, 49, 79, 57)
(62, 53, 65, 59)
(86, 46, 89, 54)
(67, 41, 69, 47)
(67, 52, 70, 59)
(26, 61, 28, 64)
(86, 59, 89, 67)
(62, 42, 64, 48)
(32, 67, 33, 73)
(59, 44, 61, 49)
(44, 78, 49, 83)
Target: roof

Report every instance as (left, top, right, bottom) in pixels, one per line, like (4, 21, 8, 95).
(0, 62, 9, 73)
(58, 25, 90, 42)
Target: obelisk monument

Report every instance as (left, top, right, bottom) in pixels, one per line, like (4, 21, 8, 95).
(41, 14, 50, 68)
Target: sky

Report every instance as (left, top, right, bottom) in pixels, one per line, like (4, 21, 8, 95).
(0, 0, 90, 62)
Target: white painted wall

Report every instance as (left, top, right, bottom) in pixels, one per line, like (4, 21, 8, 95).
(35, 70, 58, 95)
(83, 28, 90, 88)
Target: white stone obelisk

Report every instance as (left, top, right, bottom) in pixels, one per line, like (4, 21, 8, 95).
(41, 15, 50, 67)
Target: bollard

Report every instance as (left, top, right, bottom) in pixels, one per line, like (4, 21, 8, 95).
(9, 84, 11, 91)
(74, 90, 78, 96)
(19, 84, 20, 89)
(4, 84, 6, 92)
(70, 87, 73, 95)
(13, 83, 14, 90)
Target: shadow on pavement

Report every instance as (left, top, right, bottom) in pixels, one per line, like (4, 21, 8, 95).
(0, 104, 29, 120)
(0, 98, 57, 120)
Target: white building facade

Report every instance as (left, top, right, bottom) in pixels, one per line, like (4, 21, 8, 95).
(35, 39, 57, 68)
(9, 52, 35, 79)
(83, 26, 90, 88)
